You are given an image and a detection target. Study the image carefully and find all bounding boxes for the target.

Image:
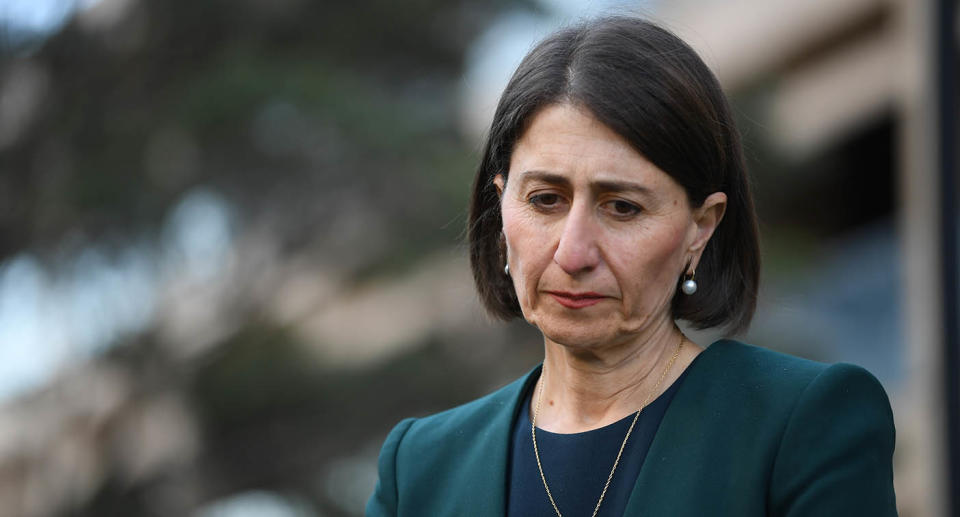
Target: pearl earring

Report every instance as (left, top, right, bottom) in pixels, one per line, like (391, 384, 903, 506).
(681, 270, 697, 295)
(504, 263, 510, 276)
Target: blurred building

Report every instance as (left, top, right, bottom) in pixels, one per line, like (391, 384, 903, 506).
(649, 1, 949, 515)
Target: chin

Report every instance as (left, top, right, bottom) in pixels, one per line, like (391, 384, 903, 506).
(521, 302, 630, 349)
(534, 318, 617, 349)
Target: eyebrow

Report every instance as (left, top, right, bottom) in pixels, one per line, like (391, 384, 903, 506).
(515, 170, 653, 196)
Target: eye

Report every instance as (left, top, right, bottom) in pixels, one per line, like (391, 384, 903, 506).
(604, 199, 642, 217)
(528, 193, 563, 211)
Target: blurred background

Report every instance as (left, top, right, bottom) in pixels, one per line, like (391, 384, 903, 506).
(0, 0, 956, 515)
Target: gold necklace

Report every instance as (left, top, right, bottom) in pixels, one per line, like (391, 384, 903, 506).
(531, 336, 684, 517)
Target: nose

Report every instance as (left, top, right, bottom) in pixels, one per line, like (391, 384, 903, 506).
(553, 202, 601, 275)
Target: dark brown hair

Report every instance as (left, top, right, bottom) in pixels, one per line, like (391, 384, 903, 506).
(468, 16, 760, 334)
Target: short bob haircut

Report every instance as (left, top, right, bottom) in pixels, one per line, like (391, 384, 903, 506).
(468, 16, 760, 334)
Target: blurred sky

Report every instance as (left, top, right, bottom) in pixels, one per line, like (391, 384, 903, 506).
(0, 0, 97, 41)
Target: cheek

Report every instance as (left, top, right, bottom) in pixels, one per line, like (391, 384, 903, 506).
(502, 200, 546, 254)
(613, 224, 688, 303)
(501, 203, 552, 301)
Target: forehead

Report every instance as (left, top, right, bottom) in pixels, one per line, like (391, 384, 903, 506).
(509, 103, 674, 190)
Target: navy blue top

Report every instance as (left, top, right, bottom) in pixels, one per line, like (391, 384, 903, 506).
(506, 360, 695, 517)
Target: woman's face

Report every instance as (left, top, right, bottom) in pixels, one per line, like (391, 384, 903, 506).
(495, 103, 725, 350)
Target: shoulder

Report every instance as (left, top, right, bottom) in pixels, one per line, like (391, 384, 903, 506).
(709, 339, 894, 438)
(397, 366, 537, 448)
(681, 339, 894, 445)
(367, 367, 537, 515)
(709, 340, 901, 514)
(699, 339, 827, 382)
(641, 341, 897, 515)
(371, 366, 537, 471)
(696, 339, 887, 398)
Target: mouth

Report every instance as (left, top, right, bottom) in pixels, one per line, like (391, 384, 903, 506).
(546, 291, 607, 309)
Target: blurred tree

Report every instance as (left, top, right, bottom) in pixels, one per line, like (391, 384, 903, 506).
(0, 0, 529, 275)
(0, 0, 543, 516)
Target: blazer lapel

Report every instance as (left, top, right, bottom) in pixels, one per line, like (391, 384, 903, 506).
(622, 344, 716, 515)
(455, 365, 542, 516)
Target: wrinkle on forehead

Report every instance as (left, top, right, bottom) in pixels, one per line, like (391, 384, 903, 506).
(508, 103, 678, 195)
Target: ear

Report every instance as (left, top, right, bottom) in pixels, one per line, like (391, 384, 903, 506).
(686, 191, 727, 272)
(493, 174, 506, 198)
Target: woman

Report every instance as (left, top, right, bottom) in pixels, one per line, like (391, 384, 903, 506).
(367, 16, 897, 517)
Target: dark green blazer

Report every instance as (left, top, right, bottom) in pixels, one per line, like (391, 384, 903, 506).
(367, 340, 897, 516)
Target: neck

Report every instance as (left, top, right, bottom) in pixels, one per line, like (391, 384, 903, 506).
(534, 320, 699, 434)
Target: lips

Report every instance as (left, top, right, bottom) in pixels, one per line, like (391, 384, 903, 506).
(546, 291, 607, 309)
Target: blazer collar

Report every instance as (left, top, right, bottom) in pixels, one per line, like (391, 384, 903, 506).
(460, 364, 542, 516)
(622, 341, 720, 513)
(470, 344, 721, 516)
